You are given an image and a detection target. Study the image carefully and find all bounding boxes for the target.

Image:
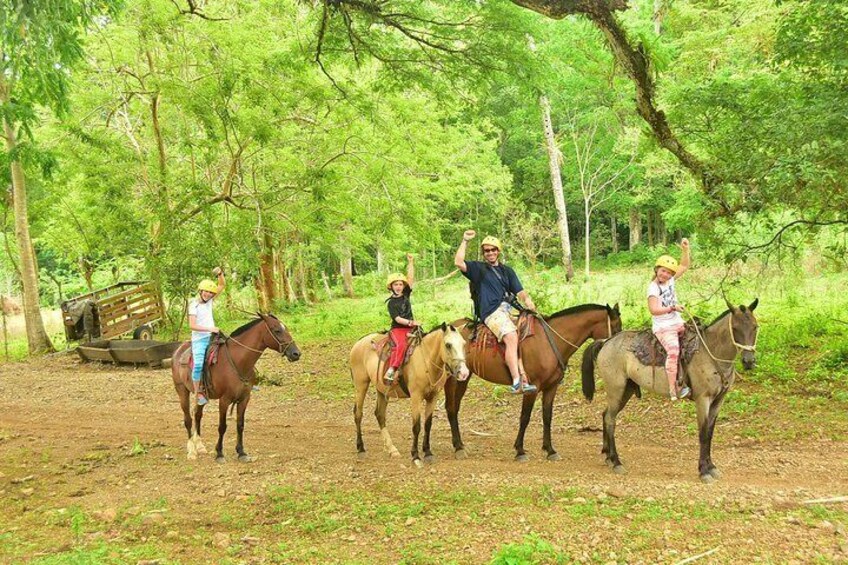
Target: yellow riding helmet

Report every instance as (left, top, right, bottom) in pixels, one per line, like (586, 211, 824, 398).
(481, 236, 502, 252)
(386, 273, 409, 291)
(198, 279, 218, 294)
(655, 255, 679, 274)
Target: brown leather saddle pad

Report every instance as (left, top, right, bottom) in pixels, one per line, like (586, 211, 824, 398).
(178, 335, 227, 397)
(630, 321, 702, 367)
(369, 330, 423, 398)
(468, 313, 536, 358)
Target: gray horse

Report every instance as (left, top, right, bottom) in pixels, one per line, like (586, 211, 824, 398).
(581, 299, 759, 483)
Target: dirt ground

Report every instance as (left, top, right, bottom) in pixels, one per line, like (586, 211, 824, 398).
(0, 340, 846, 564)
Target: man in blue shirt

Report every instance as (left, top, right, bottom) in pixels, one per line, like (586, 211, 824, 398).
(455, 229, 538, 394)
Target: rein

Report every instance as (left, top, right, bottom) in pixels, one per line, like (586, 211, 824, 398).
(539, 310, 614, 350)
(221, 318, 296, 385)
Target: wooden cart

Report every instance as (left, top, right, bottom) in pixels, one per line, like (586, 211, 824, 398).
(61, 281, 165, 342)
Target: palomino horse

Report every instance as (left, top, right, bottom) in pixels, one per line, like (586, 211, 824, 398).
(350, 324, 469, 466)
(581, 299, 758, 482)
(171, 312, 301, 462)
(447, 303, 622, 461)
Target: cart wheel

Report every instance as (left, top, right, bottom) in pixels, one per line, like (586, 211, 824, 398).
(133, 325, 154, 340)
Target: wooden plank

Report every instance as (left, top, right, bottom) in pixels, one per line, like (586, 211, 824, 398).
(98, 293, 159, 319)
(97, 284, 156, 311)
(101, 311, 160, 339)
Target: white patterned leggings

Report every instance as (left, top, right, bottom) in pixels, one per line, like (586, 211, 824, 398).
(654, 324, 685, 394)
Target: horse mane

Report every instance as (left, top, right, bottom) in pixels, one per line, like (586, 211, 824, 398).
(546, 303, 609, 320)
(708, 309, 733, 326)
(231, 317, 264, 337)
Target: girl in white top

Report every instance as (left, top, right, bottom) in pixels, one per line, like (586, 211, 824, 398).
(189, 268, 225, 405)
(647, 239, 691, 401)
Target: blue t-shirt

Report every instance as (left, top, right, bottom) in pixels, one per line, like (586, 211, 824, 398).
(461, 260, 523, 320)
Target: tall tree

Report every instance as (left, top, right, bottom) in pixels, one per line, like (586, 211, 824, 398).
(0, 0, 119, 353)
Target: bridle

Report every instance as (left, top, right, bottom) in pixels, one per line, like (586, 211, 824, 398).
(227, 318, 296, 357)
(686, 309, 758, 366)
(541, 310, 615, 350)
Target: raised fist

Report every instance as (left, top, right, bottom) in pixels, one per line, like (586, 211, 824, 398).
(212, 267, 223, 276)
(463, 230, 476, 241)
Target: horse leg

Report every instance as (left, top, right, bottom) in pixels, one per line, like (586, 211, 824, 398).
(705, 388, 729, 479)
(410, 391, 424, 467)
(375, 391, 399, 458)
(235, 398, 252, 462)
(513, 391, 538, 462)
(444, 376, 470, 459)
(193, 397, 208, 455)
(541, 385, 560, 461)
(605, 379, 638, 474)
(177, 384, 196, 460)
(422, 395, 437, 464)
(353, 371, 369, 458)
(216, 398, 230, 463)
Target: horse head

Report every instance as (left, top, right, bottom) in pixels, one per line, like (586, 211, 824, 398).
(725, 298, 759, 370)
(592, 303, 622, 340)
(258, 312, 301, 362)
(440, 322, 469, 381)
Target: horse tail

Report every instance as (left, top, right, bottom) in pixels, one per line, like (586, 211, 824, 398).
(581, 340, 605, 402)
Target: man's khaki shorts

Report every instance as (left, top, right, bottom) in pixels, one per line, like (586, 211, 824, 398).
(484, 303, 517, 342)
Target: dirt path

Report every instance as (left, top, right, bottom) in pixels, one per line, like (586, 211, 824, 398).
(1, 342, 846, 563)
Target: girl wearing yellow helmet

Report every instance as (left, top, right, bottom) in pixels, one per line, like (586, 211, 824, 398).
(384, 254, 421, 384)
(647, 239, 691, 400)
(189, 267, 225, 405)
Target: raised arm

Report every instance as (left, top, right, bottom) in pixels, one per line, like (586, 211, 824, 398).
(406, 253, 415, 288)
(454, 230, 475, 273)
(213, 266, 226, 294)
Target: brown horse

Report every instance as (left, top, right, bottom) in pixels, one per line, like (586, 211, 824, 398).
(349, 324, 469, 466)
(447, 303, 622, 461)
(171, 312, 301, 462)
(581, 300, 758, 482)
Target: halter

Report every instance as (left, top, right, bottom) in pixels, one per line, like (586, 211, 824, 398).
(686, 309, 758, 366)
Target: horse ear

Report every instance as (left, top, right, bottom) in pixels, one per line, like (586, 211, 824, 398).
(749, 298, 759, 311)
(724, 299, 735, 312)
(613, 302, 620, 313)
(441, 322, 447, 332)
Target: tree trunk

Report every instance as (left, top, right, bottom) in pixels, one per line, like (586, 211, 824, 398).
(653, 0, 666, 35)
(611, 215, 619, 253)
(376, 248, 384, 274)
(584, 199, 591, 280)
(258, 231, 276, 310)
(284, 267, 296, 303)
(657, 213, 668, 246)
(321, 271, 333, 299)
(540, 95, 574, 281)
(629, 208, 642, 250)
(646, 209, 655, 246)
(341, 246, 354, 298)
(297, 258, 312, 304)
(1, 88, 54, 353)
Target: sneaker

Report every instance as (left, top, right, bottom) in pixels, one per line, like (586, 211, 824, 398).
(384, 368, 396, 384)
(509, 381, 523, 394)
(197, 394, 208, 406)
(669, 394, 678, 402)
(678, 386, 691, 399)
(252, 385, 260, 392)
(521, 382, 538, 394)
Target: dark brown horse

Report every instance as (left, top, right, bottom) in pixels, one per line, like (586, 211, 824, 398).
(171, 312, 301, 462)
(447, 303, 621, 461)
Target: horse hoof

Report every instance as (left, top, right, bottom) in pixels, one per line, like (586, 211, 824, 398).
(546, 452, 562, 462)
(216, 456, 226, 464)
(187, 452, 197, 461)
(708, 468, 722, 479)
(612, 465, 626, 475)
(700, 474, 715, 484)
(423, 455, 436, 465)
(413, 459, 424, 469)
(454, 449, 467, 460)
(389, 449, 401, 458)
(238, 454, 253, 463)
(515, 454, 529, 463)
(605, 459, 615, 468)
(356, 451, 367, 460)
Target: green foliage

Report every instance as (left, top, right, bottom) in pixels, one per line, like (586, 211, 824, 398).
(490, 534, 570, 565)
